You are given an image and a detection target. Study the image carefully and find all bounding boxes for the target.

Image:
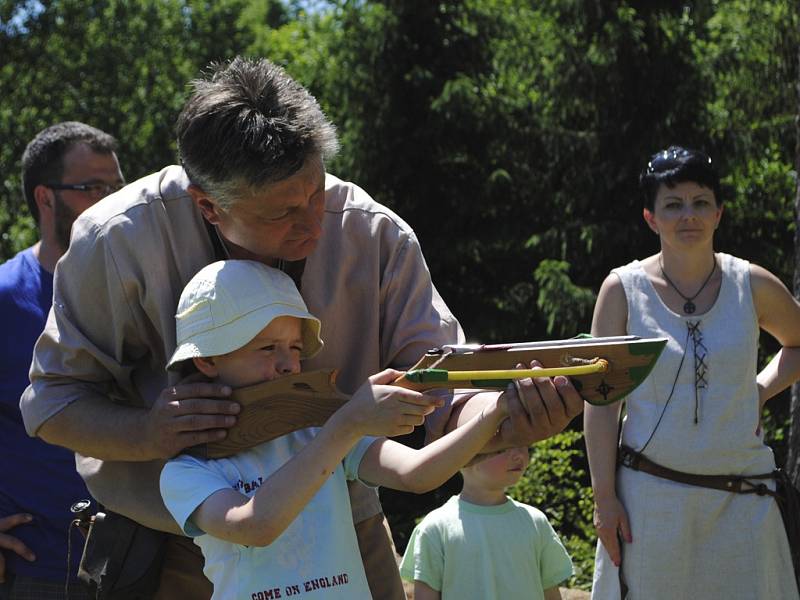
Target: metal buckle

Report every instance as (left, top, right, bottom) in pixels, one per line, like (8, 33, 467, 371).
(619, 447, 637, 469)
(738, 478, 772, 496)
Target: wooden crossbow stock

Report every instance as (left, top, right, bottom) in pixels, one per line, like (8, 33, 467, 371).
(193, 335, 666, 459)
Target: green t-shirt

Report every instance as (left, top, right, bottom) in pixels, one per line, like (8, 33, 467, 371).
(400, 495, 573, 599)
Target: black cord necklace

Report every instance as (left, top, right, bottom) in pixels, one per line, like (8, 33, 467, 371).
(659, 254, 717, 314)
(213, 225, 285, 271)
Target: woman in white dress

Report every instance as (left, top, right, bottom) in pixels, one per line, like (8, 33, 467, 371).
(584, 145, 800, 599)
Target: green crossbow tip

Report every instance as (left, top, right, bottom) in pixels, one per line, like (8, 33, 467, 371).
(404, 368, 450, 383)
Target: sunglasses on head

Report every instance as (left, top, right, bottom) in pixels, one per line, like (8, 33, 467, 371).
(646, 148, 712, 174)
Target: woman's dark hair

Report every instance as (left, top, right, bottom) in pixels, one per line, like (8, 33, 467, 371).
(639, 145, 721, 210)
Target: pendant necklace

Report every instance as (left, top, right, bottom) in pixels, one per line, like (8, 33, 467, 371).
(659, 255, 717, 315)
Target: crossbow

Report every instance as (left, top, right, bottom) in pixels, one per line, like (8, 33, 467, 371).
(194, 335, 666, 459)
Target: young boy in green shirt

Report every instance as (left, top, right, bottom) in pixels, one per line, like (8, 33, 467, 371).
(400, 439, 573, 600)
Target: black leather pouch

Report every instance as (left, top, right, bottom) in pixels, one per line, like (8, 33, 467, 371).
(77, 510, 167, 599)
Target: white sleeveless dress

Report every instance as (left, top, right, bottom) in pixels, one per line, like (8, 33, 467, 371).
(590, 253, 798, 599)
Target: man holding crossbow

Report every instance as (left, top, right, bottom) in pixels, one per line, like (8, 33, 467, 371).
(20, 57, 583, 599)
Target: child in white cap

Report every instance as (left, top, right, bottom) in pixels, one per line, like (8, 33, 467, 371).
(159, 260, 509, 600)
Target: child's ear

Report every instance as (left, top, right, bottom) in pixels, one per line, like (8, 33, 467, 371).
(192, 356, 218, 378)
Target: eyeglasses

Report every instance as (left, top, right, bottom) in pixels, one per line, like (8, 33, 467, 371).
(45, 182, 124, 198)
(646, 148, 712, 174)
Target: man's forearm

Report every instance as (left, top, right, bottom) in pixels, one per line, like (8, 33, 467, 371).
(38, 396, 153, 461)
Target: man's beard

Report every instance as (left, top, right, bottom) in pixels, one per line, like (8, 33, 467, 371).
(53, 193, 80, 253)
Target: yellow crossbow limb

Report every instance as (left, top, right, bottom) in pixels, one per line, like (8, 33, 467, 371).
(396, 360, 609, 388)
(194, 335, 666, 459)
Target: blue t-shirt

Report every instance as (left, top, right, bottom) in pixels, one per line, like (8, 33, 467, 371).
(0, 247, 91, 582)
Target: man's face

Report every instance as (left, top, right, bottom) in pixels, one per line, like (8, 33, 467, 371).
(51, 143, 125, 250)
(204, 315, 304, 388)
(193, 158, 326, 264)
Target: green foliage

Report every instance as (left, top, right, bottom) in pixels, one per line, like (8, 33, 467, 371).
(717, 143, 796, 276)
(2, 1, 796, 320)
(509, 429, 596, 590)
(695, 0, 798, 279)
(534, 259, 596, 338)
(266, 0, 781, 344)
(0, 0, 261, 259)
(763, 401, 791, 467)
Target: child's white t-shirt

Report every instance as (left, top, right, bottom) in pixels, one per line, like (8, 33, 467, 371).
(161, 429, 376, 599)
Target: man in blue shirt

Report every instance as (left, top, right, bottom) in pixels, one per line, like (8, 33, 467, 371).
(0, 122, 124, 599)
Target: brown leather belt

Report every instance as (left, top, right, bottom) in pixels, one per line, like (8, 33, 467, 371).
(618, 445, 778, 498)
(618, 445, 800, 595)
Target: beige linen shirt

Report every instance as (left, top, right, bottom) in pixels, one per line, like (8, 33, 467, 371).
(20, 165, 463, 533)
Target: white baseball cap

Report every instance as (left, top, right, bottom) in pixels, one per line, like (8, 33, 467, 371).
(167, 260, 323, 370)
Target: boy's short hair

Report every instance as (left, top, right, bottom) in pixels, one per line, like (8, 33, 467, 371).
(167, 260, 323, 370)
